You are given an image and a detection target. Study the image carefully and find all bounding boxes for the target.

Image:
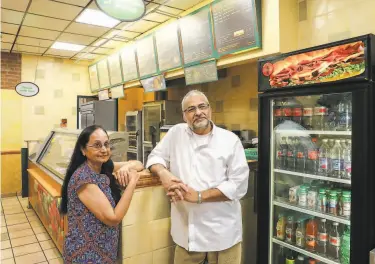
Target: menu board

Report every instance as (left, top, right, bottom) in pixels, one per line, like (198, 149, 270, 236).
(184, 60, 218, 85)
(136, 36, 158, 78)
(155, 22, 182, 72)
(107, 53, 123, 85)
(88, 64, 100, 92)
(120, 45, 139, 82)
(140, 75, 166, 93)
(97, 59, 110, 89)
(98, 89, 109, 100)
(179, 6, 213, 65)
(212, 0, 260, 56)
(110, 85, 125, 99)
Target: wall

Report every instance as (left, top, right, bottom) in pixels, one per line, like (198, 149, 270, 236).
(21, 55, 91, 142)
(297, 0, 375, 49)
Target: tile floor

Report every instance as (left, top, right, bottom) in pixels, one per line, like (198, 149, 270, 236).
(1, 195, 63, 264)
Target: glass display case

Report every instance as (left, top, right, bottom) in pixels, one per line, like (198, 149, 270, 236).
(35, 129, 129, 181)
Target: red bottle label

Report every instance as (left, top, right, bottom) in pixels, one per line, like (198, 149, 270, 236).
(318, 232, 327, 242)
(330, 237, 341, 246)
(293, 107, 302, 116)
(297, 152, 305, 158)
(283, 107, 292, 117)
(274, 109, 282, 117)
(308, 150, 318, 160)
(303, 108, 313, 116)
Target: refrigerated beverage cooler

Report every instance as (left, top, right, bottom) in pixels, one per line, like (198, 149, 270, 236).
(256, 35, 375, 264)
(125, 111, 142, 162)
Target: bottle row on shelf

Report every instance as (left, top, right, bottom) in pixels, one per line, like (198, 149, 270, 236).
(276, 136, 351, 180)
(276, 246, 323, 264)
(275, 215, 350, 263)
(273, 94, 352, 131)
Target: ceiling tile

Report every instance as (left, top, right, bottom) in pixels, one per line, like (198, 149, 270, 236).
(145, 3, 159, 14)
(154, 0, 204, 9)
(19, 26, 61, 40)
(28, 0, 83, 20)
(115, 22, 132, 30)
(87, 1, 100, 10)
(55, 0, 91, 7)
(158, 6, 183, 15)
(126, 20, 159, 33)
(23, 14, 70, 31)
(1, 9, 24, 24)
(16, 36, 54, 47)
(82, 46, 96, 52)
(1, 34, 16, 43)
(115, 31, 140, 39)
(57, 33, 97, 45)
(13, 44, 47, 54)
(101, 40, 124, 49)
(65, 22, 110, 37)
(93, 48, 113, 55)
(143, 12, 170, 23)
(45, 49, 78, 57)
(75, 52, 97, 60)
(1, 42, 13, 50)
(1, 0, 29, 12)
(1, 23, 20, 34)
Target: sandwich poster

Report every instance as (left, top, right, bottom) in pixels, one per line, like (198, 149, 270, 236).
(259, 40, 366, 90)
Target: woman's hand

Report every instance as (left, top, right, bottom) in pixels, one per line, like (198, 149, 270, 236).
(114, 164, 131, 187)
(128, 170, 141, 185)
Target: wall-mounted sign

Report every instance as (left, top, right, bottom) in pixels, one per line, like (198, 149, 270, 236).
(184, 61, 218, 85)
(98, 89, 109, 100)
(120, 45, 139, 82)
(179, 6, 214, 66)
(155, 22, 182, 72)
(211, 0, 261, 56)
(110, 85, 125, 99)
(96, 0, 146, 22)
(107, 53, 123, 86)
(136, 35, 158, 78)
(88, 64, 100, 92)
(140, 75, 166, 93)
(15, 82, 39, 97)
(97, 59, 110, 89)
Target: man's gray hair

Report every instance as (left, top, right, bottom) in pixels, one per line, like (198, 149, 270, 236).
(181, 90, 209, 110)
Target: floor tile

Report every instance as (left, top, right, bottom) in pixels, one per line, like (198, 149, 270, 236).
(40, 240, 55, 250)
(48, 257, 64, 264)
(2, 258, 15, 264)
(25, 211, 36, 217)
(7, 223, 31, 233)
(2, 226, 8, 234)
(1, 215, 5, 223)
(32, 226, 46, 234)
(5, 213, 27, 222)
(6, 218, 28, 226)
(12, 243, 42, 257)
(27, 216, 39, 222)
(44, 248, 61, 260)
(30, 221, 43, 228)
(1, 248, 14, 260)
(1, 221, 6, 227)
(1, 239, 11, 249)
(11, 235, 38, 247)
(9, 229, 34, 239)
(2, 232, 9, 241)
(15, 251, 46, 264)
(2, 203, 21, 209)
(36, 233, 51, 242)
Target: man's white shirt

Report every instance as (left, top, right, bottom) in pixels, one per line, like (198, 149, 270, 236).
(146, 123, 249, 252)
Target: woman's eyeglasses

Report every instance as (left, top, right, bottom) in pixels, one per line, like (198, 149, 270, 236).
(183, 103, 210, 114)
(87, 142, 110, 150)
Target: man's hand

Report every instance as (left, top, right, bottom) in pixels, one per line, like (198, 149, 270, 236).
(167, 185, 198, 204)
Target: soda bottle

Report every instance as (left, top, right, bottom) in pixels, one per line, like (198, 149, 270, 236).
(330, 140, 343, 178)
(306, 137, 318, 174)
(277, 246, 286, 264)
(305, 217, 318, 252)
(274, 99, 283, 128)
(313, 106, 328, 130)
(296, 137, 307, 173)
(296, 255, 305, 264)
(282, 99, 293, 122)
(292, 103, 303, 126)
(342, 140, 352, 180)
(328, 222, 341, 260)
(336, 94, 352, 131)
(285, 216, 296, 244)
(303, 105, 314, 130)
(276, 137, 288, 169)
(285, 249, 296, 264)
(316, 219, 328, 255)
(340, 226, 351, 264)
(287, 137, 297, 171)
(328, 139, 335, 148)
(276, 214, 286, 240)
(317, 139, 330, 176)
(295, 219, 305, 248)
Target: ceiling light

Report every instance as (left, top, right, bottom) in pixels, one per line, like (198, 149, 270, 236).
(51, 42, 85, 51)
(76, 9, 120, 28)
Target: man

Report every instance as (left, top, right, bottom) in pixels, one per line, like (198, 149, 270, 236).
(146, 90, 249, 264)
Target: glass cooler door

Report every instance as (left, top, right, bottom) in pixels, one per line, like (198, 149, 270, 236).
(269, 92, 352, 264)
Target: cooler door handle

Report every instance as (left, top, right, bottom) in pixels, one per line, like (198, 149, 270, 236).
(254, 168, 258, 214)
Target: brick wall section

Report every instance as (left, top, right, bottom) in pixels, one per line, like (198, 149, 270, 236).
(1, 52, 22, 90)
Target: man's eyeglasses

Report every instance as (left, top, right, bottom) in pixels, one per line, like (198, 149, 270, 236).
(87, 142, 110, 150)
(183, 103, 210, 114)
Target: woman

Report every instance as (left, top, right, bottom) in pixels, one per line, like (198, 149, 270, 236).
(60, 125, 144, 263)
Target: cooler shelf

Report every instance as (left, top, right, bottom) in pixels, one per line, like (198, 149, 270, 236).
(272, 238, 341, 264)
(274, 130, 351, 136)
(273, 200, 351, 225)
(274, 169, 351, 185)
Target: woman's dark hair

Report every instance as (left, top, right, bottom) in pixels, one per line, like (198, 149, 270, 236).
(60, 125, 121, 214)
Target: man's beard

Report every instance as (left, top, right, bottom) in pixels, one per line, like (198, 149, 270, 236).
(192, 117, 210, 130)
